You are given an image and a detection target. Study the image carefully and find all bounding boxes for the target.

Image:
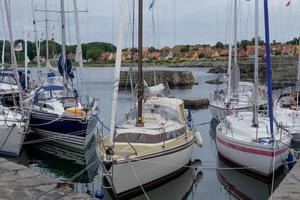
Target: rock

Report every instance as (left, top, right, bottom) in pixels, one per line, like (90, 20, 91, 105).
(119, 70, 196, 88)
(183, 98, 209, 109)
(207, 66, 227, 74)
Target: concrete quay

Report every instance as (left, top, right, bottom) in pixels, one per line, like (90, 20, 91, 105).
(270, 162, 300, 200)
(0, 157, 93, 200)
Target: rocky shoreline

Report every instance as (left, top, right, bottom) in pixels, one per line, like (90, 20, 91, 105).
(206, 56, 298, 89)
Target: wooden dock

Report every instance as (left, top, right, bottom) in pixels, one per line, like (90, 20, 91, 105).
(270, 161, 300, 200)
(0, 157, 92, 199)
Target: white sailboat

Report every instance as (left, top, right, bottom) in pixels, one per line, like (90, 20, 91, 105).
(97, 1, 202, 198)
(0, 0, 28, 157)
(209, 0, 266, 121)
(216, 0, 291, 177)
(273, 36, 300, 141)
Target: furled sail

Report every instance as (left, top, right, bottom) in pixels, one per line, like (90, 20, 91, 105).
(57, 55, 74, 79)
(230, 64, 240, 95)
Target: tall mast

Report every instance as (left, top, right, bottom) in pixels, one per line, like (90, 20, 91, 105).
(31, 0, 41, 85)
(1, 40, 4, 68)
(45, 0, 50, 68)
(129, 0, 135, 99)
(73, 0, 86, 100)
(1, 3, 6, 68)
(227, 41, 232, 103)
(233, 0, 238, 71)
(24, 20, 28, 90)
(263, 0, 274, 135)
(4, 0, 24, 113)
(60, 0, 67, 89)
(252, 0, 259, 127)
(297, 36, 300, 81)
(136, 0, 144, 126)
(109, 0, 126, 144)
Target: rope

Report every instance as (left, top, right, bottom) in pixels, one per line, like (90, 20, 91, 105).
(129, 161, 150, 200)
(28, 116, 62, 126)
(96, 116, 110, 131)
(128, 156, 299, 172)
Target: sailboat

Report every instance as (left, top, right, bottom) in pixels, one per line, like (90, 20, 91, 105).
(0, 0, 28, 157)
(209, 0, 266, 121)
(216, 0, 291, 177)
(273, 38, 300, 141)
(97, 0, 202, 198)
(28, 0, 99, 150)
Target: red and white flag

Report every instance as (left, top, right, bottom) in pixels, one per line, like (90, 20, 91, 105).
(286, 0, 292, 6)
(14, 42, 23, 52)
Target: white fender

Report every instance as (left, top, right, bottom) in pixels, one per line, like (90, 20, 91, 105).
(194, 131, 203, 147)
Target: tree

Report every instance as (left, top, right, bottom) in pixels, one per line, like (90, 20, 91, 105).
(180, 45, 190, 53)
(214, 42, 224, 49)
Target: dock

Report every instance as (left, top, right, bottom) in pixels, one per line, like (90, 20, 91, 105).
(0, 157, 92, 200)
(270, 162, 300, 199)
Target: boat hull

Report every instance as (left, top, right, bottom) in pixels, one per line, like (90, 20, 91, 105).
(30, 112, 98, 150)
(0, 125, 25, 157)
(216, 133, 289, 177)
(100, 140, 194, 197)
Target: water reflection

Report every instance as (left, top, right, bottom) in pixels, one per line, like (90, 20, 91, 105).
(18, 139, 98, 184)
(102, 160, 203, 200)
(217, 156, 286, 200)
(209, 117, 220, 141)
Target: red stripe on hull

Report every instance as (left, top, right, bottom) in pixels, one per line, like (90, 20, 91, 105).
(217, 135, 288, 157)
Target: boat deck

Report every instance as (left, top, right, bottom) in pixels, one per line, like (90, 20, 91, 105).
(99, 130, 194, 161)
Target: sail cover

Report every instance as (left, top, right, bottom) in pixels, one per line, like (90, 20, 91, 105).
(230, 64, 240, 95)
(57, 55, 74, 79)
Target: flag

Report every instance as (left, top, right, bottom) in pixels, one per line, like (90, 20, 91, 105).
(286, 0, 292, 6)
(14, 42, 23, 52)
(149, 0, 155, 10)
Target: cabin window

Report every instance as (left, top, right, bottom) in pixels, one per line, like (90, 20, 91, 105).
(114, 127, 185, 143)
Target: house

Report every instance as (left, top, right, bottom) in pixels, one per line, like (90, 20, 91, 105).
(212, 50, 220, 58)
(245, 45, 265, 58)
(219, 49, 229, 57)
(160, 46, 171, 58)
(281, 45, 295, 57)
(185, 51, 199, 60)
(149, 52, 161, 61)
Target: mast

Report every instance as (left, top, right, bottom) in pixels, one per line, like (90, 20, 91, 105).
(230, 0, 240, 97)
(263, 0, 274, 135)
(1, 40, 4, 68)
(233, 0, 238, 72)
(73, 0, 86, 101)
(31, 0, 41, 85)
(45, 0, 50, 68)
(129, 0, 135, 100)
(1, 5, 5, 68)
(252, 0, 259, 127)
(60, 0, 67, 89)
(136, 0, 144, 126)
(298, 36, 300, 81)
(109, 0, 126, 144)
(24, 30, 28, 90)
(4, 0, 24, 113)
(227, 40, 232, 103)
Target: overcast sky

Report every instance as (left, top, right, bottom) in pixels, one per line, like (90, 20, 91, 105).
(1, 0, 300, 48)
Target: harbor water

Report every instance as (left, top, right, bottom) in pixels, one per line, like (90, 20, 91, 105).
(7, 67, 289, 200)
